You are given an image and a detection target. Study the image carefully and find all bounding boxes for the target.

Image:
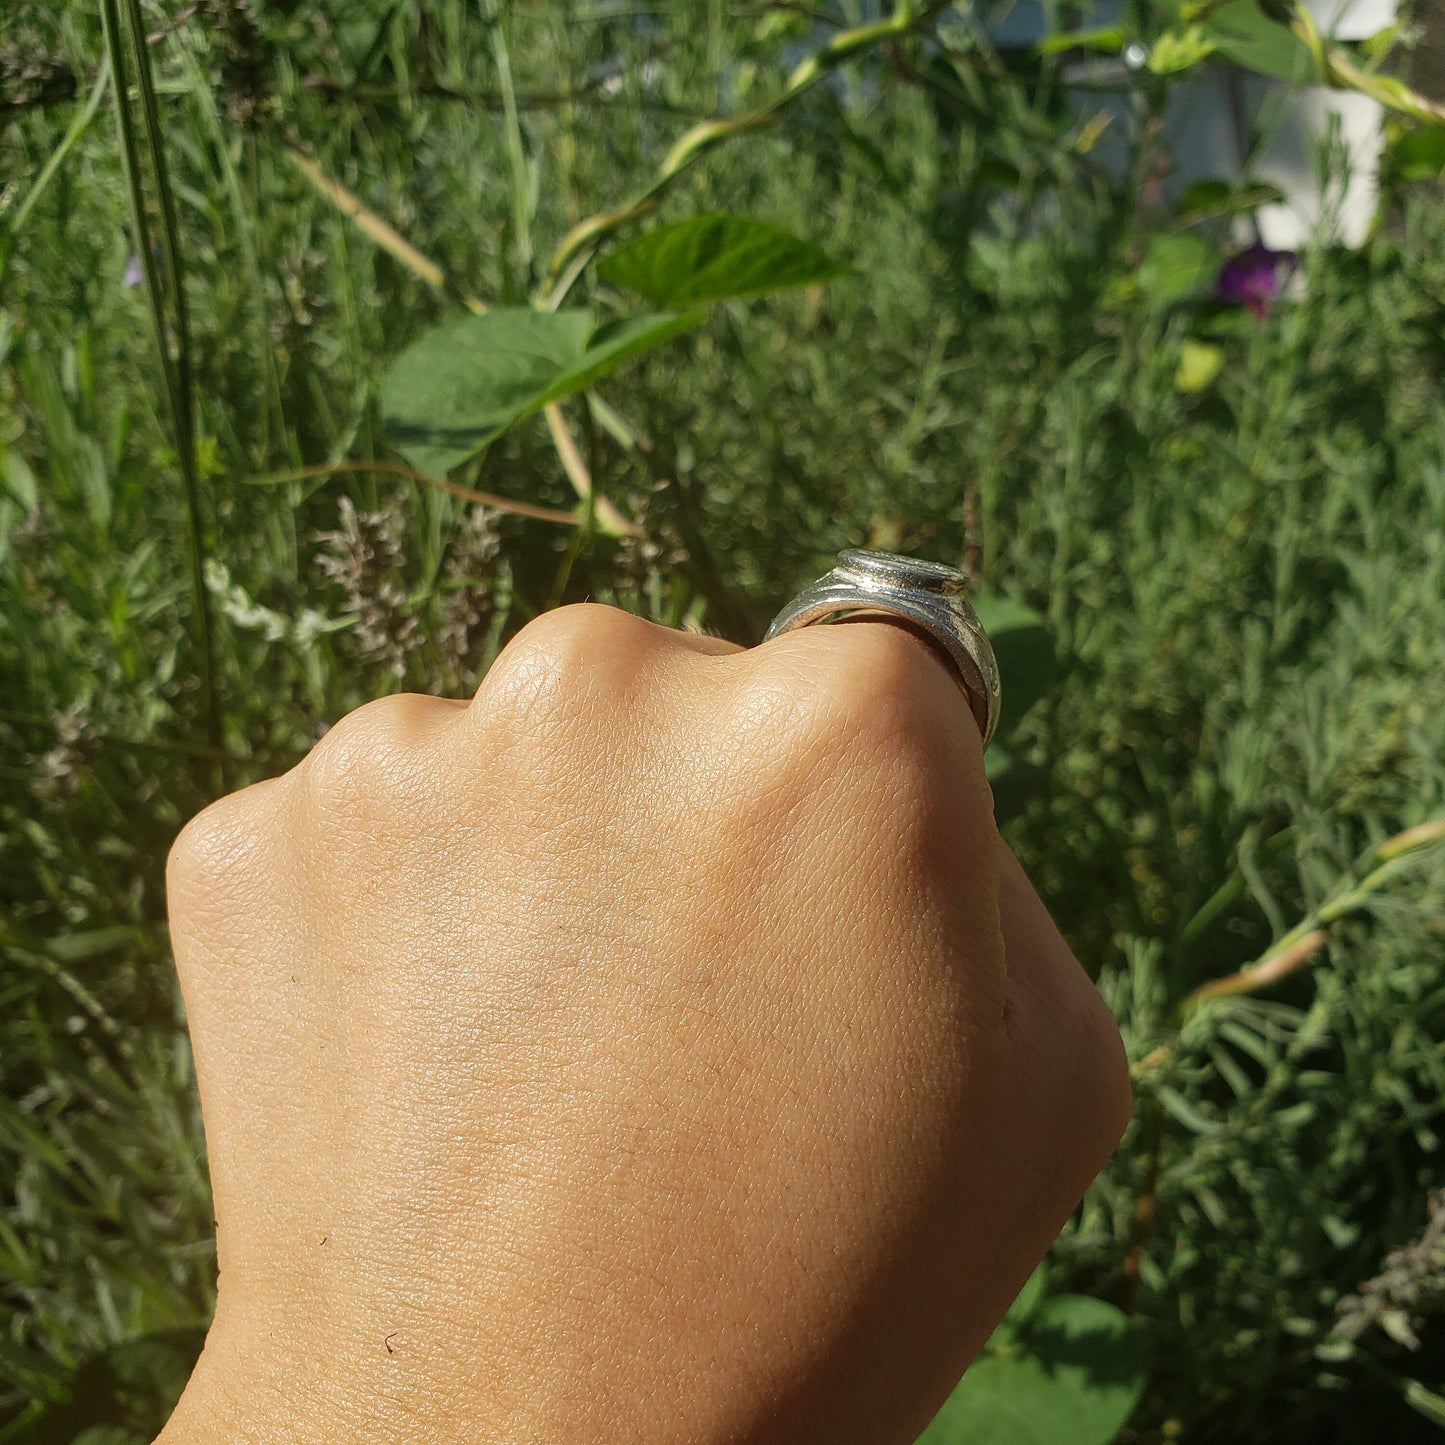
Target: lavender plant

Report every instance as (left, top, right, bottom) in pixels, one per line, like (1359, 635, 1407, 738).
(2, 3, 1444, 1442)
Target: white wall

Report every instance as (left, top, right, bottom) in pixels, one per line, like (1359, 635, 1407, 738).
(985, 0, 1399, 246)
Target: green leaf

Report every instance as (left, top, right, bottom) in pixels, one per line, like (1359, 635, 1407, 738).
(382, 307, 705, 475)
(1173, 177, 1285, 225)
(973, 595, 1060, 725)
(917, 1296, 1147, 1445)
(1137, 233, 1215, 308)
(1360, 20, 1407, 64)
(1203, 4, 1315, 82)
(46, 926, 150, 962)
(985, 746, 1048, 824)
(598, 215, 850, 310)
(1147, 25, 1216, 75)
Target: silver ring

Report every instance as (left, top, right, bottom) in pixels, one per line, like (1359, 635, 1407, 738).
(765, 549, 1002, 748)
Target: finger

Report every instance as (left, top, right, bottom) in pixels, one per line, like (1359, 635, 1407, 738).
(750, 613, 983, 731)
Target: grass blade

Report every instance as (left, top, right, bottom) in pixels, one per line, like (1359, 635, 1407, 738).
(99, 0, 221, 756)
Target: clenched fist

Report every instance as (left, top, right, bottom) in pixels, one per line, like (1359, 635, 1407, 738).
(157, 606, 1131, 1445)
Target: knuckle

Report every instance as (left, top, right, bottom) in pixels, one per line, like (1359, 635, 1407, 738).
(752, 623, 964, 800)
(1073, 989, 1134, 1146)
(1030, 973, 1134, 1154)
(166, 778, 283, 905)
(501, 603, 664, 678)
(301, 693, 446, 813)
(476, 603, 665, 735)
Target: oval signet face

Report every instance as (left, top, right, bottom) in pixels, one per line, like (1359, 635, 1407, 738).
(835, 549, 968, 597)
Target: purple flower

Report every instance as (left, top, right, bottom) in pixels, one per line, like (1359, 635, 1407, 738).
(122, 255, 144, 289)
(1214, 244, 1297, 320)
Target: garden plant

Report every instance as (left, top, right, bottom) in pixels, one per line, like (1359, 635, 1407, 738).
(2, 0, 1445, 1440)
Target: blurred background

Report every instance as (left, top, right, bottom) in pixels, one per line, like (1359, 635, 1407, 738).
(2, 2, 1444, 1441)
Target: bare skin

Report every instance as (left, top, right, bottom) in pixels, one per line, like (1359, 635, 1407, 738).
(156, 606, 1132, 1445)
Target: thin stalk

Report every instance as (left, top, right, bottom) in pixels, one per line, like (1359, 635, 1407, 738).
(4, 57, 111, 255)
(543, 403, 633, 536)
(541, 0, 949, 303)
(286, 145, 448, 289)
(1181, 816, 1445, 1016)
(284, 144, 631, 534)
(586, 393, 763, 642)
(487, 10, 535, 287)
(1134, 817, 1445, 1076)
(101, 0, 222, 755)
(1177, 825, 1298, 950)
(171, 27, 292, 473)
(241, 459, 583, 526)
(1289, 2, 1445, 126)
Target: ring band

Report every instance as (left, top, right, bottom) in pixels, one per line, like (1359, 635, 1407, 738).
(765, 549, 1002, 748)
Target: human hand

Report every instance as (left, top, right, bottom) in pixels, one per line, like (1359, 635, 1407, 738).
(158, 605, 1131, 1445)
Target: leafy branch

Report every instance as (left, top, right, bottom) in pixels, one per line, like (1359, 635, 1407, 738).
(541, 0, 951, 301)
(283, 143, 633, 538)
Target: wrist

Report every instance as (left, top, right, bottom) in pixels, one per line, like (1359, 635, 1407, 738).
(155, 1306, 451, 1445)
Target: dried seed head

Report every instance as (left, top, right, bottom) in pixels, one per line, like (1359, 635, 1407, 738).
(314, 494, 419, 681)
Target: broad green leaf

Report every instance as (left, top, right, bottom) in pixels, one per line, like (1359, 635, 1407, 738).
(383, 308, 705, 475)
(1173, 177, 1285, 225)
(985, 744, 1015, 787)
(1203, 4, 1315, 82)
(598, 215, 849, 310)
(1175, 338, 1225, 393)
(917, 1296, 1147, 1445)
(973, 595, 1060, 724)
(1360, 20, 1406, 64)
(1137, 233, 1215, 307)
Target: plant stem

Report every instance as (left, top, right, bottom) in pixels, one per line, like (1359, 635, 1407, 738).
(284, 144, 630, 534)
(586, 393, 763, 642)
(5, 57, 112, 257)
(240, 459, 583, 526)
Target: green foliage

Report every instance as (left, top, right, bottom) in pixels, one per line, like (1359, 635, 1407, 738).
(1388, 126, 1445, 183)
(598, 215, 849, 310)
(382, 307, 706, 474)
(1201, 3, 1316, 83)
(973, 598, 1057, 729)
(1135, 234, 1216, 308)
(918, 1282, 1147, 1445)
(1172, 179, 1287, 227)
(0, 1330, 204, 1445)
(3, 2, 1445, 1442)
